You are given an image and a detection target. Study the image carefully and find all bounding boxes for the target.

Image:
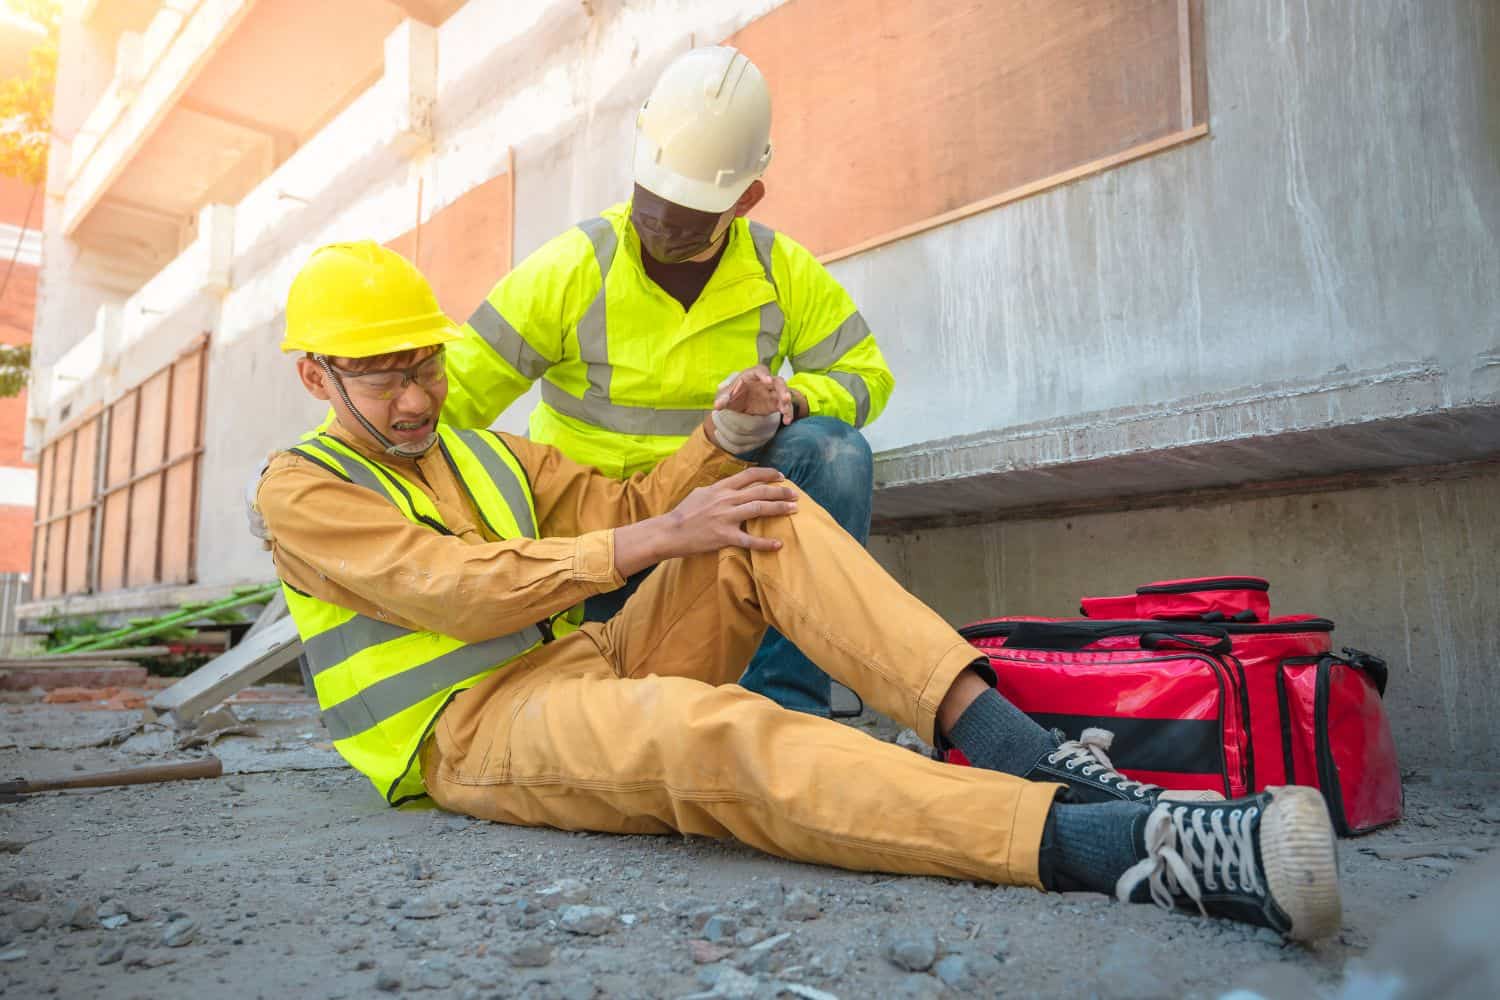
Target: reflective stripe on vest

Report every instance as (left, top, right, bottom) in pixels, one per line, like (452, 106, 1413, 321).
(279, 426, 545, 806)
(538, 215, 785, 437)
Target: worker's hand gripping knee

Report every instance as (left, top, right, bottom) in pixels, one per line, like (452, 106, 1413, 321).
(612, 468, 798, 578)
(667, 467, 798, 555)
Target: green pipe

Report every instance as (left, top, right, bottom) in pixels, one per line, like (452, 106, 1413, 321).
(51, 583, 281, 654)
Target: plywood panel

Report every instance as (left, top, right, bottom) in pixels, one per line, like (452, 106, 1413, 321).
(167, 349, 204, 458)
(34, 445, 52, 521)
(106, 391, 138, 487)
(98, 492, 130, 593)
(125, 477, 162, 588)
(63, 420, 98, 594)
(134, 370, 170, 472)
(730, 0, 1205, 258)
(387, 169, 514, 323)
(159, 461, 196, 585)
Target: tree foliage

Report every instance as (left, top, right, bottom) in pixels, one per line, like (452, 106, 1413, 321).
(0, 341, 29, 397)
(0, 0, 60, 187)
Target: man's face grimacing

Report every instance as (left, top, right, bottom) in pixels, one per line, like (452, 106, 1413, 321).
(295, 346, 448, 454)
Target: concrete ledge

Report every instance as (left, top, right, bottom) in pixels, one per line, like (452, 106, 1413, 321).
(872, 362, 1500, 525)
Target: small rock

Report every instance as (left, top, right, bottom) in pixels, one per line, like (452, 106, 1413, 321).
(506, 938, 552, 968)
(895, 728, 937, 757)
(890, 973, 944, 1000)
(711, 967, 760, 999)
(162, 917, 197, 948)
(536, 878, 590, 908)
(808, 950, 847, 979)
(401, 899, 443, 920)
(0, 948, 25, 962)
(13, 908, 46, 932)
(415, 963, 452, 990)
(701, 914, 738, 942)
(96, 943, 124, 966)
(748, 932, 791, 954)
(559, 905, 615, 936)
(934, 954, 969, 988)
(407, 859, 434, 881)
(782, 890, 821, 921)
(733, 927, 767, 948)
(695, 940, 734, 965)
(100, 914, 129, 930)
(67, 903, 98, 930)
(375, 969, 401, 992)
(121, 945, 151, 968)
(507, 900, 549, 930)
(345, 912, 371, 926)
(3, 881, 41, 902)
(884, 926, 938, 972)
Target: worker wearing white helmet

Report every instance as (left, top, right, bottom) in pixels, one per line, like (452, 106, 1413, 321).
(440, 46, 893, 718)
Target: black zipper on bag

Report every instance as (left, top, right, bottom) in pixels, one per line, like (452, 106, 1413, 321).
(1312, 655, 1354, 836)
(1276, 655, 1321, 787)
(1220, 618, 1335, 635)
(1136, 577, 1270, 595)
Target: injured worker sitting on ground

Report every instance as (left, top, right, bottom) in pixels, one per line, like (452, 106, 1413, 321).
(255, 241, 1345, 943)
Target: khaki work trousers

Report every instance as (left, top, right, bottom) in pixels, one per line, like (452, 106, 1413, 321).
(421, 492, 1060, 888)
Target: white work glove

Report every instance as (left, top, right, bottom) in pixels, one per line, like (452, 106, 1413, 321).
(245, 462, 270, 545)
(711, 372, 782, 454)
(711, 407, 781, 454)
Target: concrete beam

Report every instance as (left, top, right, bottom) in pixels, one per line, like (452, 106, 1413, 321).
(871, 362, 1500, 526)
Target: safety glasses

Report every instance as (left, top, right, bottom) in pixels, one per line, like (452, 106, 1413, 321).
(321, 348, 447, 401)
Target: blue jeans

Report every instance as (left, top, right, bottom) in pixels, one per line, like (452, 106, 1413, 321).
(583, 416, 875, 715)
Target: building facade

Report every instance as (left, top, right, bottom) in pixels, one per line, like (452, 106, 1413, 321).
(22, 0, 1500, 767)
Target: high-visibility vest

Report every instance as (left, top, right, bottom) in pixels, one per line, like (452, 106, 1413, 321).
(441, 202, 895, 478)
(277, 425, 573, 806)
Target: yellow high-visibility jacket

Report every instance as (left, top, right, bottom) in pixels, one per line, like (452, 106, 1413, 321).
(277, 425, 570, 806)
(441, 202, 894, 478)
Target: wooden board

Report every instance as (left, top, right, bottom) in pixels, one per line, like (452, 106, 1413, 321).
(42, 433, 74, 598)
(98, 390, 139, 594)
(158, 460, 196, 584)
(149, 616, 303, 723)
(63, 419, 99, 594)
(730, 0, 1207, 259)
(387, 167, 514, 323)
(30, 445, 51, 592)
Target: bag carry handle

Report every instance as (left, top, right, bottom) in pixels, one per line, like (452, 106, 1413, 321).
(1340, 647, 1389, 697)
(1001, 621, 1231, 655)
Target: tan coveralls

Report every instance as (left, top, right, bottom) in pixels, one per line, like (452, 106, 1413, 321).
(258, 424, 1058, 887)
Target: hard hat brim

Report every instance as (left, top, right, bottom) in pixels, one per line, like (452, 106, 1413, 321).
(280, 311, 463, 357)
(634, 140, 760, 214)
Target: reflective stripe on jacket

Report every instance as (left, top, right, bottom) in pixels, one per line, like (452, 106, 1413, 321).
(441, 202, 895, 477)
(278, 425, 572, 806)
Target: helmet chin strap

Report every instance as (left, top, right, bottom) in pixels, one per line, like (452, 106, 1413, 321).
(317, 356, 437, 458)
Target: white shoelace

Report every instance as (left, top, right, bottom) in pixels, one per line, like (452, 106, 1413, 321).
(1047, 727, 1162, 798)
(1114, 802, 1264, 913)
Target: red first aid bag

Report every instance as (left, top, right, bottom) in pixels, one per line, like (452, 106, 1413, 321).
(957, 598, 1404, 835)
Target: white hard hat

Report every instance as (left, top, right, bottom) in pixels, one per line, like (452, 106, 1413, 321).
(633, 46, 773, 213)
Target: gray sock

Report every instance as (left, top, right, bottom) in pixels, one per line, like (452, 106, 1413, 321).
(1043, 801, 1150, 894)
(946, 686, 1057, 776)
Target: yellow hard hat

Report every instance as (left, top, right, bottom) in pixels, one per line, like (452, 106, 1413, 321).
(280, 241, 461, 357)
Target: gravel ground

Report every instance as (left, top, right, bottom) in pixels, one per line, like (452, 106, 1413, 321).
(2, 695, 1497, 999)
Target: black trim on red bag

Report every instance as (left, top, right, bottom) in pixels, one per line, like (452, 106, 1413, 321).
(1220, 618, 1335, 635)
(1275, 656, 1317, 786)
(1137, 577, 1269, 594)
(1026, 714, 1223, 775)
(962, 619, 1233, 655)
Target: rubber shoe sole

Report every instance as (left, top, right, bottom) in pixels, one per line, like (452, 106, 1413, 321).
(1157, 789, 1225, 803)
(1260, 785, 1342, 942)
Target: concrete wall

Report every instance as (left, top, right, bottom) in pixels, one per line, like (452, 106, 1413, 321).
(870, 463, 1500, 770)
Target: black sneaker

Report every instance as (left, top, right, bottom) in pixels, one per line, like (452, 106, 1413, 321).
(1116, 785, 1343, 942)
(1026, 728, 1224, 805)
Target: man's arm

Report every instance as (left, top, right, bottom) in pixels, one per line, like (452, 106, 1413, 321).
(260, 456, 622, 644)
(440, 227, 598, 429)
(506, 418, 752, 542)
(775, 233, 895, 429)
